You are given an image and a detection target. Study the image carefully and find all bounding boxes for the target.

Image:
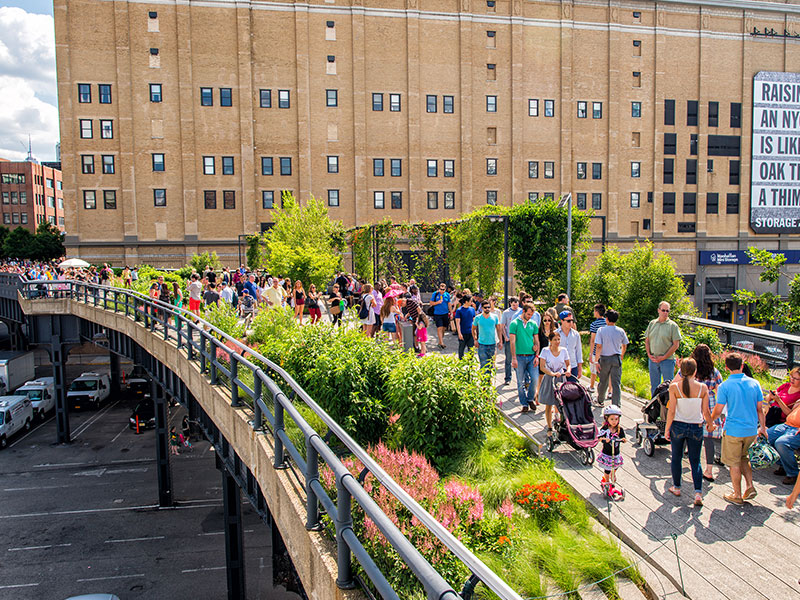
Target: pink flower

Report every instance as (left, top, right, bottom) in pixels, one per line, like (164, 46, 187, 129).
(498, 498, 514, 519)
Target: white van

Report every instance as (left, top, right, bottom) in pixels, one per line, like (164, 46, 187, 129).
(16, 377, 55, 420)
(0, 395, 33, 449)
(68, 372, 111, 410)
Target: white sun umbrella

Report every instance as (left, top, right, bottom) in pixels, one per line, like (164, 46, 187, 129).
(58, 258, 90, 268)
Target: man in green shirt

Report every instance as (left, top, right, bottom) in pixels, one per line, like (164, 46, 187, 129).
(645, 300, 682, 395)
(510, 303, 540, 412)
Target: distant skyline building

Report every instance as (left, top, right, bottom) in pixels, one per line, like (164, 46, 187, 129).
(0, 158, 65, 232)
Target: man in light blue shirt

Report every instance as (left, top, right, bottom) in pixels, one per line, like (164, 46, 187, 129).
(500, 297, 522, 384)
(594, 309, 628, 408)
(712, 353, 767, 505)
(559, 311, 583, 381)
(473, 301, 502, 373)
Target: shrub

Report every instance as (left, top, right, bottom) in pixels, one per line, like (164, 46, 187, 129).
(247, 306, 298, 346)
(514, 482, 570, 525)
(202, 300, 245, 340)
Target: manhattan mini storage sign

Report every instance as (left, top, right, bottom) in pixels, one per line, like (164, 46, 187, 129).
(752, 71, 800, 233)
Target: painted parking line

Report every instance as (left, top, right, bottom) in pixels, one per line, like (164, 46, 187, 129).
(104, 535, 165, 544)
(71, 400, 120, 440)
(8, 543, 72, 552)
(76, 573, 145, 583)
(0, 501, 222, 520)
(181, 566, 225, 573)
(8, 416, 55, 448)
(0, 583, 40, 589)
(3, 484, 71, 492)
(110, 423, 129, 443)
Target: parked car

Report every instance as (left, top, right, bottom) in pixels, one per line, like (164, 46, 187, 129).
(16, 377, 55, 420)
(126, 377, 150, 401)
(129, 397, 155, 430)
(0, 395, 33, 449)
(67, 372, 111, 410)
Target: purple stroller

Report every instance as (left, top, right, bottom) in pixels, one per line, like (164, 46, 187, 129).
(546, 380, 599, 465)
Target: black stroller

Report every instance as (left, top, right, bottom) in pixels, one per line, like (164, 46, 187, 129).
(546, 381, 599, 465)
(634, 380, 671, 456)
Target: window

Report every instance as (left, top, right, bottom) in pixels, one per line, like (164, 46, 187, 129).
(664, 99, 675, 125)
(487, 63, 496, 80)
(102, 155, 115, 174)
(280, 157, 292, 175)
(222, 156, 234, 175)
(78, 83, 91, 103)
(633, 10, 641, 20)
(664, 158, 674, 184)
(203, 156, 215, 175)
(486, 158, 497, 176)
(2, 213, 8, 224)
(255, 89, 270, 108)
(487, 127, 497, 144)
(687, 100, 698, 126)
(373, 191, 385, 209)
(591, 193, 602, 210)
(103, 190, 116, 209)
(372, 93, 383, 111)
(487, 30, 496, 47)
(592, 163, 602, 180)
(633, 39, 642, 55)
(4, 191, 11, 203)
(486, 95, 497, 112)
(577, 101, 587, 118)
(544, 99, 554, 117)
(444, 191, 455, 209)
(20, 192, 26, 204)
(576, 162, 586, 179)
(99, 84, 112, 104)
(708, 101, 719, 127)
(327, 156, 339, 174)
(544, 161, 554, 179)
(686, 159, 697, 184)
(223, 190, 235, 209)
(443, 95, 454, 114)
(390, 94, 401, 112)
(81, 155, 95, 174)
(323, 89, 337, 107)
(46, 178, 53, 189)
(707, 135, 741, 156)
(391, 191, 402, 209)
(529, 99, 539, 116)
(528, 192, 539, 203)
(708, 159, 714, 173)
(200, 87, 213, 106)
(444, 160, 454, 177)
(153, 189, 166, 206)
(592, 102, 602, 119)
(726, 193, 740, 214)
(204, 190, 217, 209)
(683, 192, 696, 214)
(152, 153, 164, 172)
(83, 190, 96, 209)
(706, 192, 719, 214)
(677, 222, 696, 233)
(261, 157, 273, 176)
(632, 101, 641, 118)
(80, 119, 93, 139)
(631, 192, 640, 208)
(373, 158, 384, 177)
(631, 162, 640, 178)
(149, 83, 162, 103)
(427, 191, 439, 209)
(11, 213, 18, 225)
(426, 95, 437, 113)
(219, 88, 232, 107)
(663, 192, 675, 214)
(529, 161, 539, 179)
(729, 160, 740, 185)
(576, 193, 587, 210)
(20, 213, 27, 224)
(428, 160, 438, 177)
(730, 102, 742, 128)
(262, 190, 274, 209)
(690, 134, 698, 155)
(100, 120, 113, 139)
(486, 190, 497, 206)
(390, 159, 402, 177)
(278, 90, 290, 108)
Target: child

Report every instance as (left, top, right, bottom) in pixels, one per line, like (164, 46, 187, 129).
(416, 313, 429, 357)
(597, 405, 626, 500)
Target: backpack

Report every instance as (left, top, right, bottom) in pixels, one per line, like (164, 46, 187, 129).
(358, 295, 371, 320)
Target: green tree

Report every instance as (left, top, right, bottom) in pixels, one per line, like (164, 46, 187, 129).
(3, 226, 37, 259)
(33, 222, 65, 261)
(0, 226, 9, 259)
(245, 235, 262, 270)
(733, 247, 800, 332)
(189, 251, 222, 272)
(448, 207, 505, 294)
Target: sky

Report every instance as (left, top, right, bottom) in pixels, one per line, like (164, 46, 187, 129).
(0, 1, 59, 162)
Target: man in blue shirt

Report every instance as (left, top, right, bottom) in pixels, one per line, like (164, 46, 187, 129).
(429, 282, 451, 349)
(500, 297, 522, 384)
(588, 303, 606, 395)
(473, 301, 502, 372)
(712, 353, 767, 505)
(454, 295, 476, 359)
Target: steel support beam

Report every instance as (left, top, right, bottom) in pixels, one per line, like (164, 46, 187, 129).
(109, 352, 121, 398)
(220, 455, 247, 600)
(152, 377, 173, 507)
(50, 334, 71, 444)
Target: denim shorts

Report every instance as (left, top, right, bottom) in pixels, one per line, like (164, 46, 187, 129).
(382, 322, 397, 333)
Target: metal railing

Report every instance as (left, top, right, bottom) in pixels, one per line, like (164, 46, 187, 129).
(6, 274, 522, 600)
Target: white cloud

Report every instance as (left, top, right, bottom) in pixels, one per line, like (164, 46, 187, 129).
(0, 7, 58, 162)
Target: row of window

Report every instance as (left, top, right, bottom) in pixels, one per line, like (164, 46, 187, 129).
(663, 134, 741, 157)
(663, 192, 740, 215)
(665, 100, 742, 128)
(78, 83, 112, 104)
(663, 159, 740, 185)
(35, 214, 62, 226)
(1, 174, 26, 184)
(2, 212, 28, 225)
(79, 119, 114, 139)
(2, 191, 27, 204)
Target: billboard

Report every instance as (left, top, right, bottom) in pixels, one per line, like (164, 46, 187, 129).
(751, 71, 800, 233)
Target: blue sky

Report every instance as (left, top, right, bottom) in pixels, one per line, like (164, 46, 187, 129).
(0, 1, 53, 15)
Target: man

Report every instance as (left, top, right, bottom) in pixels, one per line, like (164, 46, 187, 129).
(265, 277, 286, 308)
(594, 309, 628, 408)
(645, 301, 682, 395)
(510, 303, 540, 413)
(218, 281, 234, 305)
(552, 293, 571, 317)
(500, 297, 523, 385)
(454, 295, 476, 359)
(588, 303, 607, 395)
(203, 282, 220, 307)
(188, 273, 203, 314)
(711, 353, 767, 504)
(205, 266, 216, 285)
(430, 282, 451, 349)
(558, 311, 583, 381)
(335, 272, 350, 303)
(239, 289, 256, 326)
(243, 273, 260, 303)
(473, 301, 502, 372)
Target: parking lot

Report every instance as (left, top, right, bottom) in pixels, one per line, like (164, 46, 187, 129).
(0, 349, 297, 600)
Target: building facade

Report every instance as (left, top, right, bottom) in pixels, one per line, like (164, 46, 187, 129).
(55, 0, 800, 318)
(0, 159, 65, 233)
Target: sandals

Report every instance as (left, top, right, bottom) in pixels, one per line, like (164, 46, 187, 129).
(667, 486, 681, 497)
(694, 493, 703, 507)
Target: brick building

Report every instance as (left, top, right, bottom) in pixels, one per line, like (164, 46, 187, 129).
(0, 159, 65, 233)
(55, 0, 800, 318)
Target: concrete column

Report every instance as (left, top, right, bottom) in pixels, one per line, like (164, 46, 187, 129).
(152, 376, 173, 508)
(50, 335, 71, 444)
(220, 455, 246, 600)
(109, 352, 121, 398)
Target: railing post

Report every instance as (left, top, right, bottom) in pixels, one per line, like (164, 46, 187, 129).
(725, 329, 732, 347)
(252, 376, 262, 430)
(186, 323, 194, 360)
(176, 317, 183, 350)
(200, 333, 208, 374)
(306, 437, 320, 530)
(788, 344, 795, 371)
(230, 354, 240, 406)
(209, 338, 218, 384)
(336, 475, 355, 589)
(273, 392, 285, 469)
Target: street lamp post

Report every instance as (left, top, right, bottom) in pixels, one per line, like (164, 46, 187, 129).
(487, 214, 509, 308)
(557, 194, 573, 298)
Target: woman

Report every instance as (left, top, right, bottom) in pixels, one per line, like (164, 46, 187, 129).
(690, 344, 724, 481)
(293, 280, 306, 324)
(665, 358, 711, 507)
(306, 284, 321, 324)
(765, 367, 800, 426)
(766, 367, 800, 480)
(330, 283, 344, 327)
(371, 282, 384, 337)
(359, 283, 376, 334)
(172, 281, 183, 329)
(380, 295, 403, 344)
(539, 330, 570, 434)
(535, 308, 559, 404)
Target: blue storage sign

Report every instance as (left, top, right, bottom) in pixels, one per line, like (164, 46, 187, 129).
(699, 250, 800, 265)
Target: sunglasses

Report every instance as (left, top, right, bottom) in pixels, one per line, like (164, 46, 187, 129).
(659, 308, 670, 313)
(563, 318, 574, 322)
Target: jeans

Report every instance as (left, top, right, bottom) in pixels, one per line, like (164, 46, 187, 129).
(649, 358, 676, 396)
(504, 343, 514, 382)
(598, 354, 622, 406)
(704, 436, 720, 465)
(458, 333, 475, 359)
(768, 423, 800, 477)
(478, 343, 496, 372)
(515, 355, 539, 407)
(670, 421, 704, 493)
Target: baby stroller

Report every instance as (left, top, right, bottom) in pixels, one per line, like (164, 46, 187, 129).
(634, 380, 670, 456)
(546, 381, 599, 465)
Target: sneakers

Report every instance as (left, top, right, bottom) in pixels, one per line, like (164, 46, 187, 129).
(775, 465, 787, 476)
(588, 387, 596, 394)
(783, 476, 798, 486)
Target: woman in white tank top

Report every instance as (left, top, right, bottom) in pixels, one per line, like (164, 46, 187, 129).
(665, 358, 711, 506)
